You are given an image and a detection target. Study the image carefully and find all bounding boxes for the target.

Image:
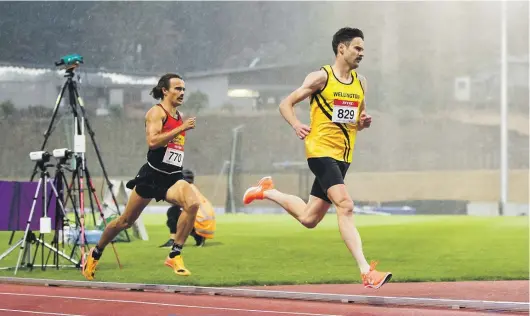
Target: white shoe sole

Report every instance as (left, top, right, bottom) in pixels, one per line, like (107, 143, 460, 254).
(364, 272, 392, 289)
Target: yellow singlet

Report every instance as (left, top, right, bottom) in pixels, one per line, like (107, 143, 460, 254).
(304, 65, 365, 163)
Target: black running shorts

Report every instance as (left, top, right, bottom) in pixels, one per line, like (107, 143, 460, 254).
(126, 163, 183, 202)
(307, 157, 350, 204)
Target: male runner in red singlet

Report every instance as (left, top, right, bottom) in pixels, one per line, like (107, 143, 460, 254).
(82, 73, 200, 280)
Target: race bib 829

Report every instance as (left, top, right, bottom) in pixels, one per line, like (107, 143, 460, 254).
(332, 99, 359, 124)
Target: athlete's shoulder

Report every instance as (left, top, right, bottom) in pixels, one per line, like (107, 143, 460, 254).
(357, 73, 367, 83)
(145, 104, 166, 121)
(357, 73, 367, 91)
(319, 64, 332, 72)
(303, 68, 328, 91)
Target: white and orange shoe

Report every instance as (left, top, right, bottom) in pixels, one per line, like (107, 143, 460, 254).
(242, 176, 274, 205)
(362, 261, 392, 289)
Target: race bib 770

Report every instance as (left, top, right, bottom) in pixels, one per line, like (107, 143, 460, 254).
(162, 143, 184, 167)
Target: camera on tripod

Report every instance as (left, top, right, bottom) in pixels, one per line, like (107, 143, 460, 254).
(29, 151, 51, 163)
(54, 54, 84, 68)
(1, 54, 126, 274)
(52, 148, 73, 160)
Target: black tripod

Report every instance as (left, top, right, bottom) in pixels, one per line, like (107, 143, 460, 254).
(9, 63, 131, 245)
(7, 62, 126, 269)
(23, 63, 129, 242)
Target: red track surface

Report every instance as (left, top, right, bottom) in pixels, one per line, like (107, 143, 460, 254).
(0, 281, 527, 316)
(244, 281, 529, 302)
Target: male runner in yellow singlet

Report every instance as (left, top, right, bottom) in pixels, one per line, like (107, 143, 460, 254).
(243, 27, 391, 289)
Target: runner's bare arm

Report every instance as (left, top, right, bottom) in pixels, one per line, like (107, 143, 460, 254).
(358, 75, 367, 114)
(279, 69, 327, 128)
(357, 75, 372, 131)
(145, 107, 193, 150)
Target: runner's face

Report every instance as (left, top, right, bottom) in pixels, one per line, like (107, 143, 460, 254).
(341, 37, 364, 69)
(163, 78, 186, 106)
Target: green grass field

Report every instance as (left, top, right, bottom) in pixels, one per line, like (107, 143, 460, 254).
(0, 214, 528, 287)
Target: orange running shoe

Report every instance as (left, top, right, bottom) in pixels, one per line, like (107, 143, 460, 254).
(242, 176, 274, 205)
(81, 248, 100, 281)
(362, 260, 392, 289)
(165, 255, 191, 276)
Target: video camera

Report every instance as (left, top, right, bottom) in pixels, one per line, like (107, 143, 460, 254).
(29, 151, 51, 162)
(52, 148, 73, 159)
(55, 54, 84, 68)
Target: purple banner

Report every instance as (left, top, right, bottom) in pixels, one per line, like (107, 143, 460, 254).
(0, 180, 58, 231)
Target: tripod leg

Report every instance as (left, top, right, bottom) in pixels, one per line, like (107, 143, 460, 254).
(44, 176, 60, 269)
(47, 176, 75, 269)
(8, 231, 15, 246)
(45, 243, 54, 268)
(65, 171, 81, 227)
(31, 233, 40, 271)
(55, 172, 64, 268)
(85, 167, 122, 269)
(0, 239, 22, 261)
(67, 168, 79, 224)
(63, 172, 83, 262)
(67, 163, 91, 261)
(14, 178, 43, 275)
(76, 157, 87, 269)
(23, 240, 31, 267)
(54, 177, 62, 269)
(41, 232, 45, 271)
(86, 179, 97, 226)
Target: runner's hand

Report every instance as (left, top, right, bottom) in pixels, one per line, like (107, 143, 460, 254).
(293, 122, 311, 140)
(358, 112, 372, 130)
(183, 117, 196, 131)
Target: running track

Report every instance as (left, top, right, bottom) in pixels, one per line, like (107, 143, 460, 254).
(0, 282, 527, 316)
